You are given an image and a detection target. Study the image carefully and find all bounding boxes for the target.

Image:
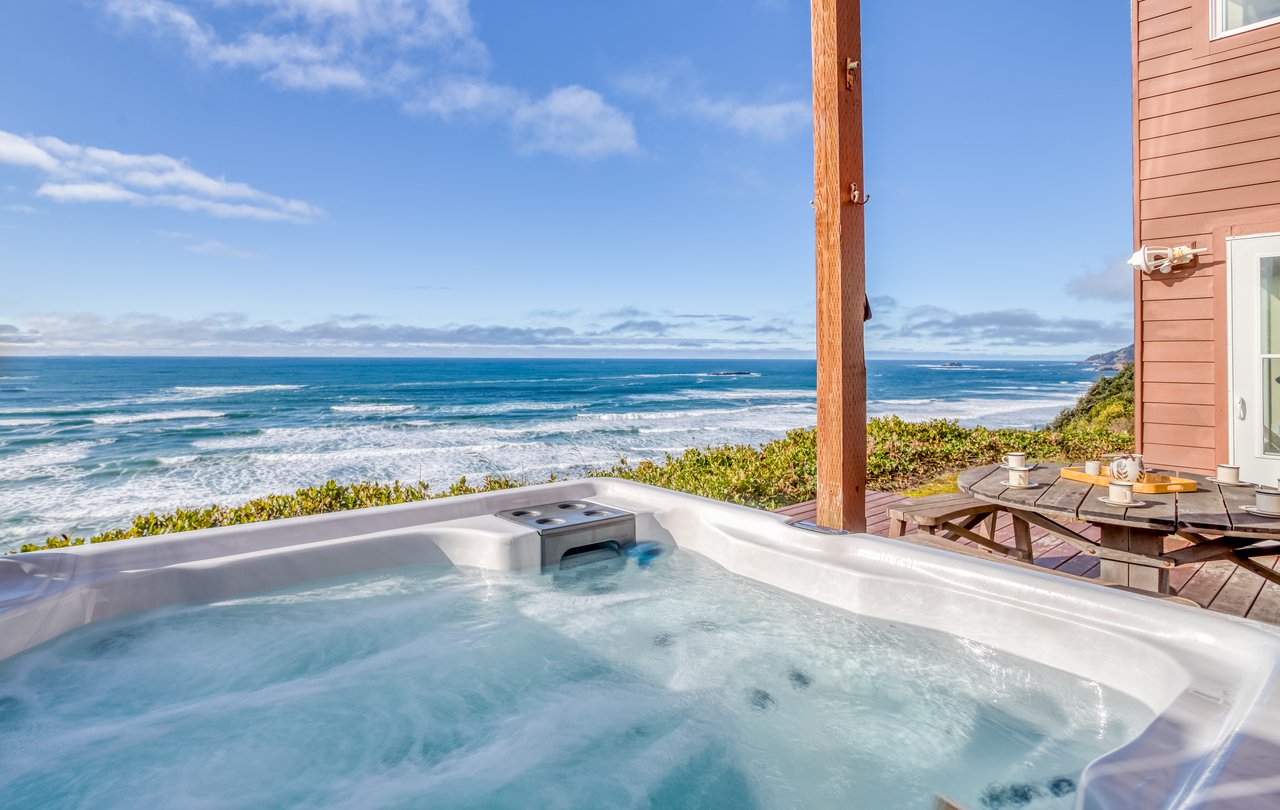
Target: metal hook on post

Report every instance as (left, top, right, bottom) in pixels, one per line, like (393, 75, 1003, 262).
(850, 183, 871, 206)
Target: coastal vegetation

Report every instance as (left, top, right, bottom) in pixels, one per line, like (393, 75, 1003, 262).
(18, 415, 1132, 553)
(1048, 362, 1135, 434)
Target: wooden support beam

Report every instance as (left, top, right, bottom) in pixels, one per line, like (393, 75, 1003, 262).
(1007, 508, 1177, 569)
(812, 0, 867, 531)
(1224, 552, 1280, 588)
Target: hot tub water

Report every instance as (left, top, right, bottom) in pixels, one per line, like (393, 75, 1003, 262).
(0, 546, 1152, 809)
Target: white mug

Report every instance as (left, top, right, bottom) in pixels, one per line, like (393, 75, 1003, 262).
(1108, 481, 1135, 505)
(1257, 487, 1280, 513)
(1008, 467, 1030, 487)
(1109, 454, 1145, 483)
(1216, 464, 1240, 484)
(1004, 452, 1027, 469)
(1083, 460, 1102, 476)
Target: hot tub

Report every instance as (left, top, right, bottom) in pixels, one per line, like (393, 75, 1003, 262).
(1, 479, 1278, 808)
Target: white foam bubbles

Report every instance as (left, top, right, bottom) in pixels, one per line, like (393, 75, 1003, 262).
(0, 555, 1152, 809)
(0, 439, 115, 481)
(434, 401, 584, 416)
(868, 397, 1075, 428)
(171, 385, 305, 398)
(330, 404, 416, 414)
(91, 410, 227, 426)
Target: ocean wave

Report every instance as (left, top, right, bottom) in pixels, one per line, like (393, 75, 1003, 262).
(908, 364, 1016, 372)
(390, 371, 760, 387)
(620, 371, 760, 379)
(868, 396, 1075, 427)
(0, 375, 37, 381)
(869, 398, 936, 406)
(0, 439, 115, 480)
(330, 404, 416, 414)
(576, 404, 813, 422)
(621, 389, 812, 404)
(0, 418, 55, 428)
(435, 401, 584, 416)
(171, 385, 305, 398)
(91, 410, 227, 425)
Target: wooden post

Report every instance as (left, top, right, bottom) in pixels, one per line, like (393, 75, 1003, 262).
(812, 0, 867, 531)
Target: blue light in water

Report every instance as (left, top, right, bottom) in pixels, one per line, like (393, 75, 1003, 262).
(626, 542, 663, 567)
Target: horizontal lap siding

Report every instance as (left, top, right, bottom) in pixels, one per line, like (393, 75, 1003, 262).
(1136, 1, 1280, 472)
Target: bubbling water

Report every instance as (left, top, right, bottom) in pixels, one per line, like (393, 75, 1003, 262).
(0, 550, 1151, 808)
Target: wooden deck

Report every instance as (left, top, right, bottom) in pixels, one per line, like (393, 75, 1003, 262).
(776, 492, 1280, 626)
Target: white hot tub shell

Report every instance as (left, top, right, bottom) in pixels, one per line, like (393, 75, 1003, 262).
(2, 478, 1279, 808)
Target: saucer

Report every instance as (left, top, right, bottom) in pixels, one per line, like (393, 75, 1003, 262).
(1004, 482, 1042, 490)
(1097, 496, 1147, 508)
(1208, 477, 1253, 487)
(1242, 505, 1280, 518)
(1000, 464, 1037, 472)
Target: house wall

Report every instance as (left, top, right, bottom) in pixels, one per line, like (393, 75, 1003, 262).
(1134, 0, 1280, 473)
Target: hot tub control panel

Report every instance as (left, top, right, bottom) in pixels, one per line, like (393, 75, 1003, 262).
(496, 500, 637, 570)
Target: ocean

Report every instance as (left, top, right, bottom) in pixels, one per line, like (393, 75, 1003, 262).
(0, 357, 1102, 552)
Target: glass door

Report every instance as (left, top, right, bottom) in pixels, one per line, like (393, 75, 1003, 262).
(1230, 234, 1280, 484)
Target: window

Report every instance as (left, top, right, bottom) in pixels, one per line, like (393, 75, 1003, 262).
(1214, 0, 1280, 38)
(1261, 257, 1280, 455)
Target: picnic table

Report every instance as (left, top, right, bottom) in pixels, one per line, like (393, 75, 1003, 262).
(958, 462, 1280, 594)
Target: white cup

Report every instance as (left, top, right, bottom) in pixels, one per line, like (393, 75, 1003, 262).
(1256, 487, 1280, 513)
(1008, 467, 1030, 487)
(1108, 481, 1134, 505)
(1216, 464, 1240, 484)
(1083, 460, 1102, 476)
(1004, 452, 1027, 469)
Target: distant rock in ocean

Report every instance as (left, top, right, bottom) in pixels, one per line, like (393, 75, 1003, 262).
(1084, 344, 1134, 371)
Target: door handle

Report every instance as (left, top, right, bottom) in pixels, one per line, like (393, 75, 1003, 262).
(1238, 397, 1247, 420)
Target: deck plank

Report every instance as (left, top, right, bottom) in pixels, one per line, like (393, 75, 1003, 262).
(775, 494, 1278, 626)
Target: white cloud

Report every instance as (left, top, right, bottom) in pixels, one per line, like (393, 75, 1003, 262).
(37, 182, 143, 203)
(1, 309, 809, 356)
(105, 0, 482, 92)
(513, 87, 639, 159)
(0, 132, 60, 172)
(185, 239, 262, 259)
(688, 98, 810, 140)
(865, 296, 1132, 350)
(1065, 262, 1136, 303)
(0, 130, 320, 223)
(406, 79, 638, 159)
(412, 76, 521, 119)
(102, 0, 637, 159)
(616, 62, 809, 141)
(3, 204, 39, 214)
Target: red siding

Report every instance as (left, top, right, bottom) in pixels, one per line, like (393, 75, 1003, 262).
(1135, 0, 1280, 473)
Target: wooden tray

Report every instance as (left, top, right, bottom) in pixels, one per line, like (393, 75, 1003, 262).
(1060, 466, 1197, 494)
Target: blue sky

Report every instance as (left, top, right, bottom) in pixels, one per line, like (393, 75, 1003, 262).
(0, 0, 1134, 358)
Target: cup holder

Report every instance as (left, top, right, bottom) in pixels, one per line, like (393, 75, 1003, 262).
(498, 500, 631, 535)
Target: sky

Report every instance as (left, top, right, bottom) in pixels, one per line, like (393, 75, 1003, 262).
(0, 0, 1135, 359)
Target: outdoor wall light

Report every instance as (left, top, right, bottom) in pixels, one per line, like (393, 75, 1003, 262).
(1127, 244, 1208, 275)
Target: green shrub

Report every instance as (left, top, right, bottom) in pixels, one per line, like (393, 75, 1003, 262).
(16, 418, 1132, 554)
(1049, 363, 1134, 433)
